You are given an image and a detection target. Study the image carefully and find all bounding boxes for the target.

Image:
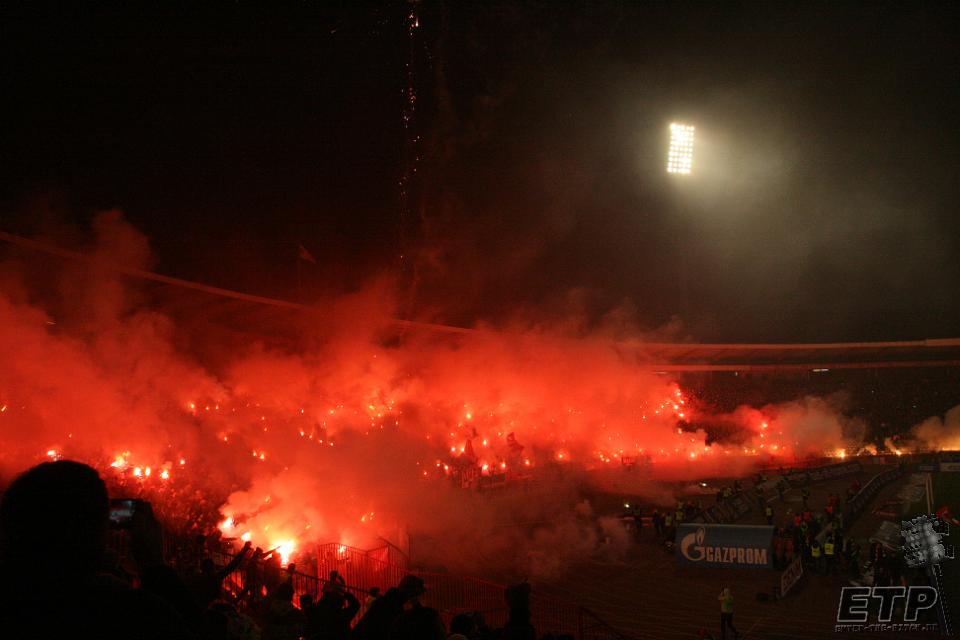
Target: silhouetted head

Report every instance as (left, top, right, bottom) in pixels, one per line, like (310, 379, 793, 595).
(398, 574, 426, 601)
(0, 461, 109, 575)
(299, 593, 313, 610)
(201, 558, 217, 574)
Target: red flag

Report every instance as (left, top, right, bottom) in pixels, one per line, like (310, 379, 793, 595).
(298, 244, 317, 264)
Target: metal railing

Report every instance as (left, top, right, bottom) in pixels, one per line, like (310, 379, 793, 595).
(815, 464, 904, 545)
(689, 460, 862, 525)
(313, 543, 582, 635)
(191, 540, 625, 638)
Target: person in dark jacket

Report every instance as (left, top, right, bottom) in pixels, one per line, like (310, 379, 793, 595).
(351, 574, 429, 640)
(0, 460, 197, 639)
(502, 582, 535, 640)
(262, 581, 306, 640)
(188, 540, 251, 608)
(306, 589, 360, 640)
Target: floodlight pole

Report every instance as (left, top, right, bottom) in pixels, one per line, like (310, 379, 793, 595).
(667, 122, 695, 321)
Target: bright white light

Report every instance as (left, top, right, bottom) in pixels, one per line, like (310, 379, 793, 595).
(667, 123, 695, 174)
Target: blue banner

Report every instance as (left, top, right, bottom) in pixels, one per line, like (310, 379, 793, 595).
(676, 524, 774, 569)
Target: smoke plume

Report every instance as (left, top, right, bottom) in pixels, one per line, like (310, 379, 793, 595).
(0, 212, 904, 578)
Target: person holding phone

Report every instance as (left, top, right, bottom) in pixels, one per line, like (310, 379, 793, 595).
(0, 460, 198, 639)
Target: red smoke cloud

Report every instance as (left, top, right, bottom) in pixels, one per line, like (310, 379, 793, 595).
(0, 212, 875, 577)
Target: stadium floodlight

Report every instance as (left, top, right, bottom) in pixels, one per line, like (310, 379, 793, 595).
(667, 122, 695, 174)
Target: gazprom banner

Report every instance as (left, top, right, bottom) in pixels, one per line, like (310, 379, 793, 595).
(676, 524, 774, 569)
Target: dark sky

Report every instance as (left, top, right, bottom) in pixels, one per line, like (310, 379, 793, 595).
(2, 1, 959, 342)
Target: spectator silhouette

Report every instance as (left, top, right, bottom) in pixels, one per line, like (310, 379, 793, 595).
(359, 586, 380, 619)
(323, 569, 347, 594)
(306, 589, 360, 640)
(262, 581, 305, 640)
(351, 574, 441, 640)
(0, 460, 197, 639)
(502, 582, 535, 640)
(300, 592, 315, 612)
(240, 547, 265, 605)
(188, 540, 251, 608)
(262, 551, 284, 596)
(389, 599, 445, 640)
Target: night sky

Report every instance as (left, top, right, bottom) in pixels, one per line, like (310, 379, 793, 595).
(3, 2, 959, 342)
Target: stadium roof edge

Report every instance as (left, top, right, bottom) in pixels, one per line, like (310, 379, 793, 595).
(3, 229, 959, 369)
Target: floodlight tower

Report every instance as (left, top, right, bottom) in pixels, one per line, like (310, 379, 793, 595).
(667, 123, 695, 175)
(666, 122, 696, 318)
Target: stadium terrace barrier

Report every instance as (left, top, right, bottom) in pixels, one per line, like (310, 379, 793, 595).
(693, 493, 752, 524)
(129, 535, 607, 637)
(197, 542, 623, 639)
(690, 460, 862, 525)
(815, 465, 903, 545)
(316, 542, 408, 593)
(784, 460, 862, 487)
(314, 542, 591, 636)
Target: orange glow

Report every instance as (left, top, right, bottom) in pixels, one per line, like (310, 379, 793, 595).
(3, 246, 884, 572)
(275, 540, 295, 566)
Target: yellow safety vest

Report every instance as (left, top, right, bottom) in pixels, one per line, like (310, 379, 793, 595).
(765, 506, 773, 516)
(824, 543, 835, 556)
(811, 545, 821, 558)
(665, 514, 673, 526)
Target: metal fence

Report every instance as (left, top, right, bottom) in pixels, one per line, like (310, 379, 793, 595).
(187, 540, 628, 638)
(690, 460, 863, 525)
(815, 464, 904, 545)
(314, 542, 587, 636)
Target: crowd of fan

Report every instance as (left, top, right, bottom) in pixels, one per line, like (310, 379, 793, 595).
(0, 460, 572, 640)
(769, 481, 859, 574)
(622, 465, 915, 584)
